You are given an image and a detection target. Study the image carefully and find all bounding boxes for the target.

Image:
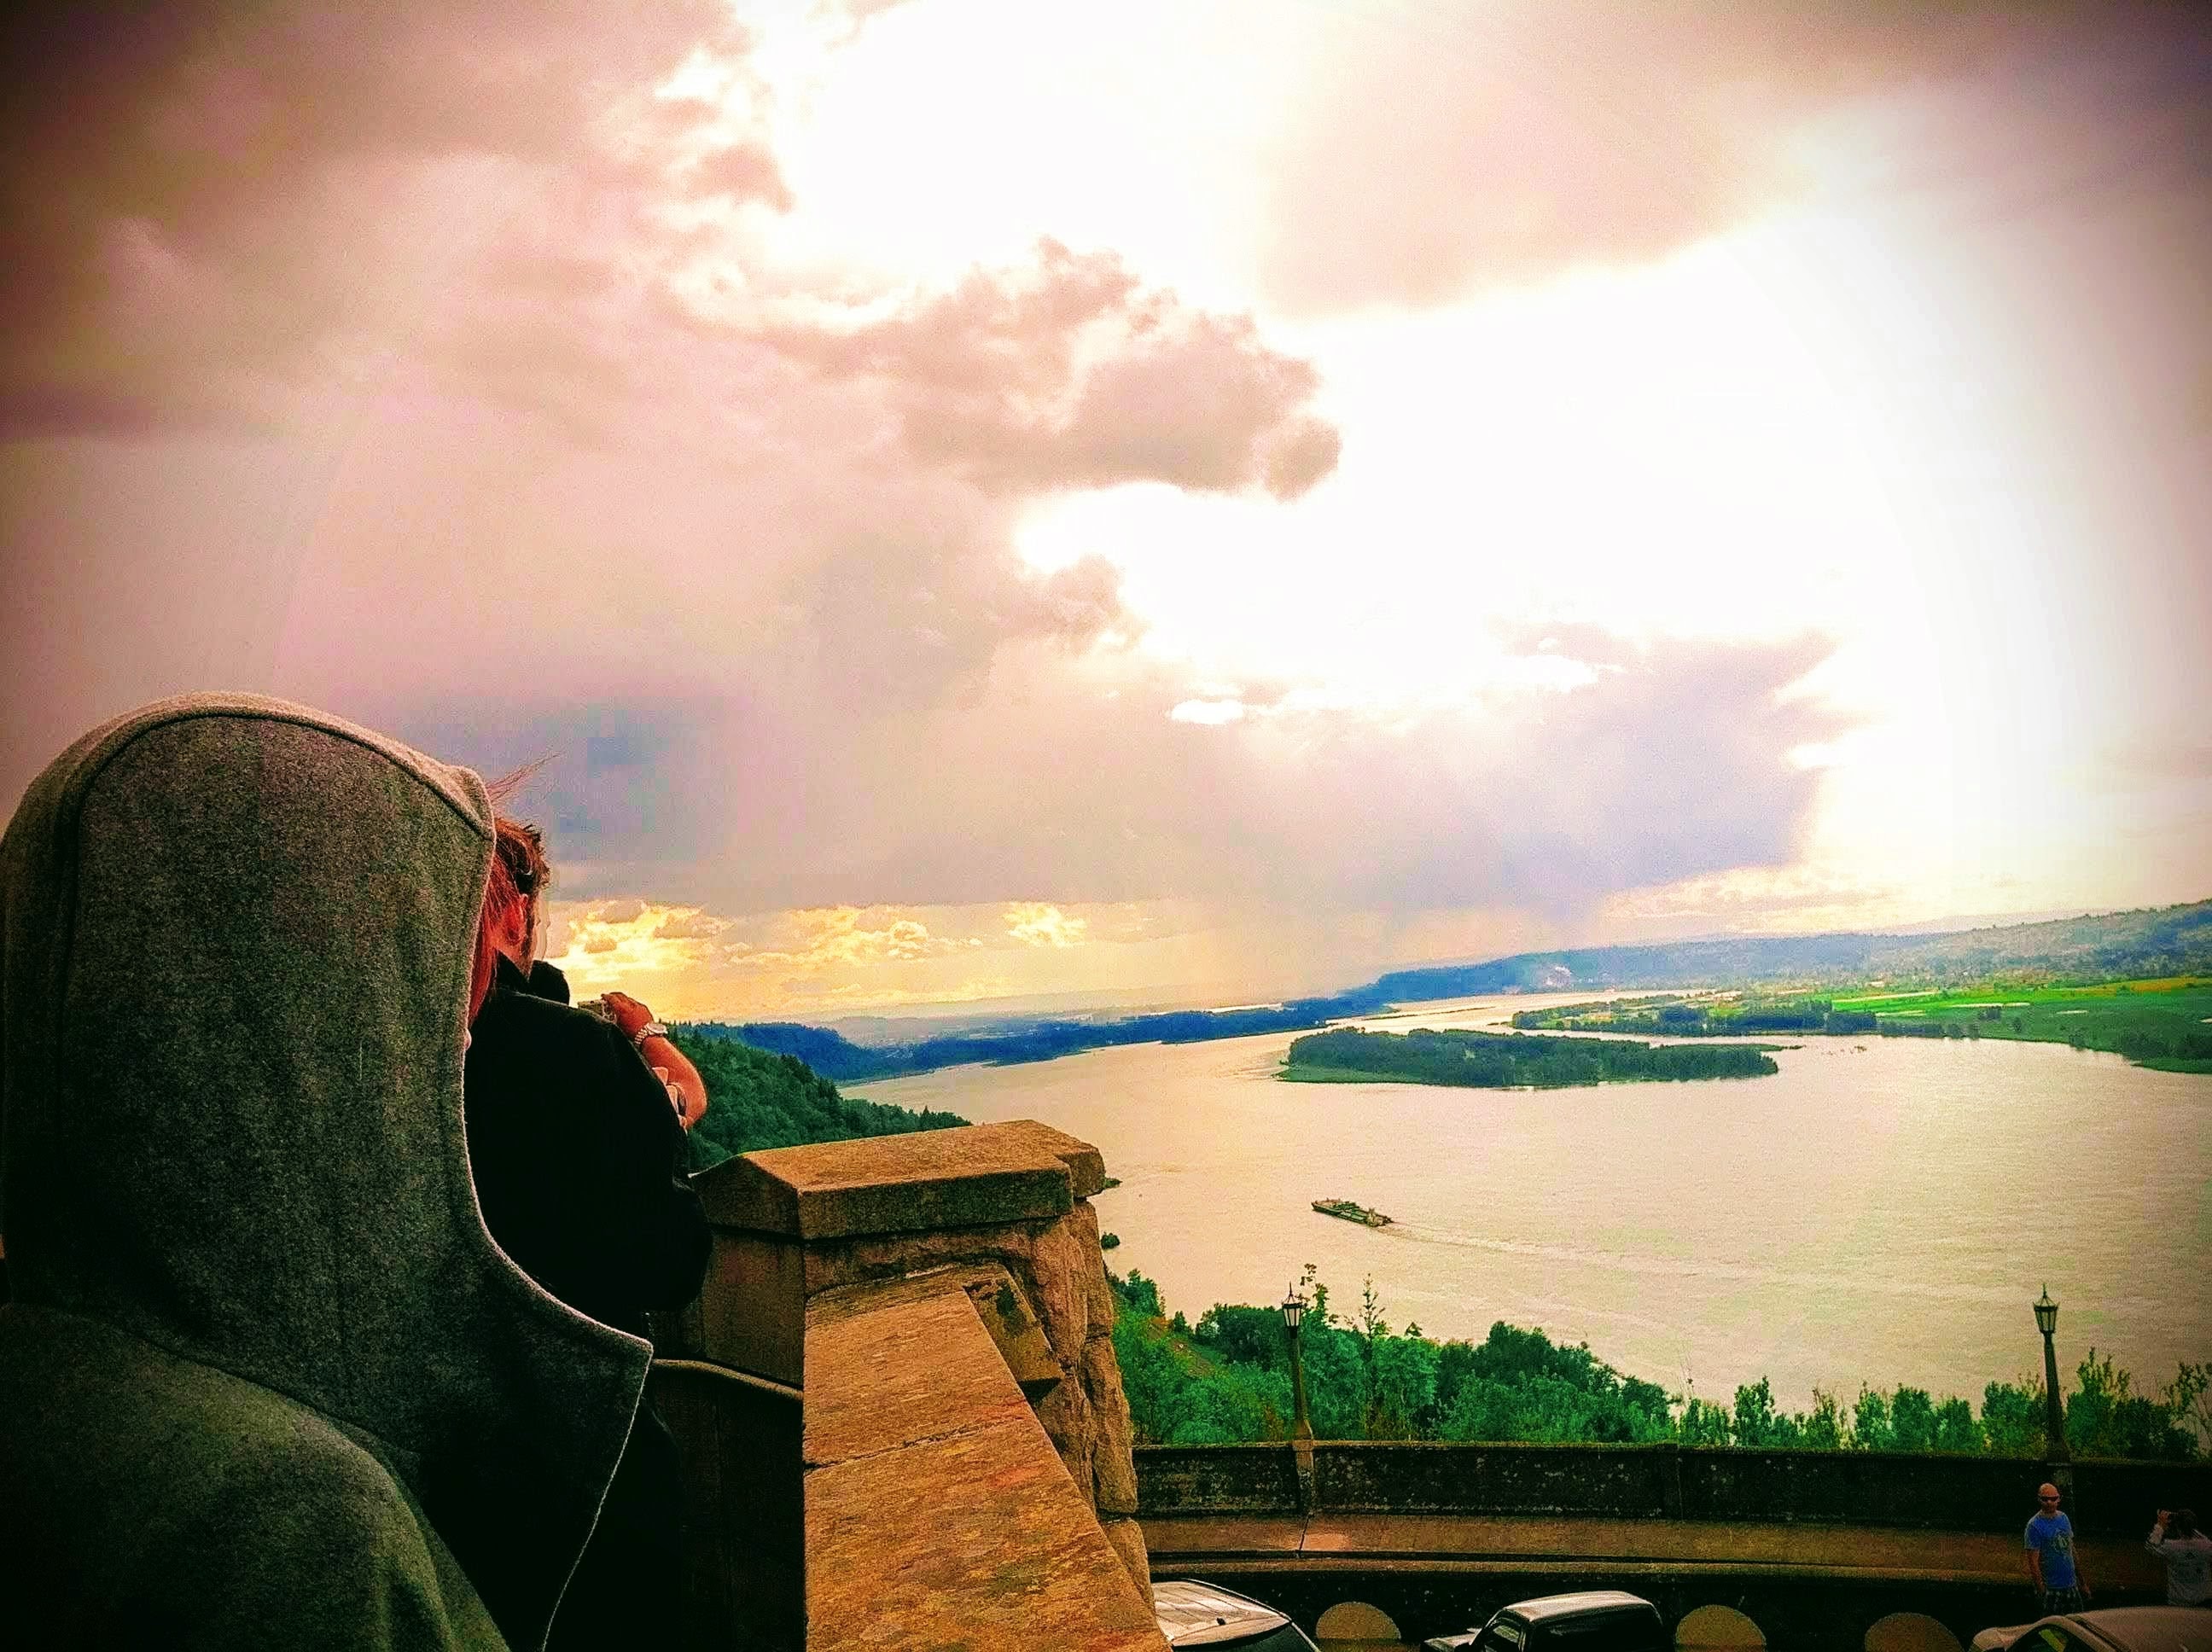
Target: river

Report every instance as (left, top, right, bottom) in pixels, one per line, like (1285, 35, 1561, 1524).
(853, 993, 2212, 1414)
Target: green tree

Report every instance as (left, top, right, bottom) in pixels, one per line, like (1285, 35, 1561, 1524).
(1801, 1388, 1847, 1449)
(1732, 1378, 1802, 1447)
(1889, 1387, 1937, 1452)
(1980, 1378, 2045, 1455)
(1852, 1387, 1894, 1451)
(2069, 1350, 2198, 1460)
(1933, 1396, 1981, 1453)
(1368, 1335, 1439, 1440)
(1677, 1395, 1732, 1446)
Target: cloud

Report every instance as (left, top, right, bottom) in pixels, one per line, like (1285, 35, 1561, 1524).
(0, 0, 756, 432)
(0, 0, 1871, 999)
(762, 240, 1339, 498)
(1169, 699, 1246, 726)
(1004, 904, 1089, 949)
(423, 631, 1838, 929)
(1260, 1, 2207, 312)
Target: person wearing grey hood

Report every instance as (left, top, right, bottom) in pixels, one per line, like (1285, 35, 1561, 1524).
(0, 695, 680, 1650)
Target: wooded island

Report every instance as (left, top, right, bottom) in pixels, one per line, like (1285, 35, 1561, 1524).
(1279, 1026, 1778, 1088)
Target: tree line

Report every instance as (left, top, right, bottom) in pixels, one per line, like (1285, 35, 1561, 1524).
(1284, 1027, 1778, 1088)
(1512, 998, 1878, 1037)
(1110, 1267, 2208, 1461)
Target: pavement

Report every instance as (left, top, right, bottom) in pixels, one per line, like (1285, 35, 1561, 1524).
(1143, 1510, 2167, 1590)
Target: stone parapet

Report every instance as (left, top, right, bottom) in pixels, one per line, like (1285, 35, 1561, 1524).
(665, 1120, 1156, 1649)
(1138, 1440, 2212, 1539)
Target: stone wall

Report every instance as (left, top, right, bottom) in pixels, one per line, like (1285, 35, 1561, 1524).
(1138, 1439, 2212, 1537)
(662, 1120, 1160, 1649)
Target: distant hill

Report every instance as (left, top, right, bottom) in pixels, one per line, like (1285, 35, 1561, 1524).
(684, 996, 1395, 1082)
(1372, 899, 2212, 1000)
(685, 898, 2212, 1085)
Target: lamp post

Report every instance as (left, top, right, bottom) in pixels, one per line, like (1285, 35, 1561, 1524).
(2034, 1286, 2071, 1490)
(1281, 1283, 1314, 1443)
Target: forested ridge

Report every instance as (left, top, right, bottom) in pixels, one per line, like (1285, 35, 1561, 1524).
(668, 1028, 966, 1171)
(1375, 898, 2212, 1001)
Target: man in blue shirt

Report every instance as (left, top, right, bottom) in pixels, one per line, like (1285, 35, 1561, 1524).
(2026, 1481, 2092, 1613)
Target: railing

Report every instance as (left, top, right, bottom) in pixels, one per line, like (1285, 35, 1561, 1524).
(1137, 1439, 2212, 1537)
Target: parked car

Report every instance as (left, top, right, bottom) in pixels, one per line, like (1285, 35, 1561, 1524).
(1152, 1579, 1321, 1650)
(1969, 1605, 2212, 1651)
(1422, 1590, 1667, 1651)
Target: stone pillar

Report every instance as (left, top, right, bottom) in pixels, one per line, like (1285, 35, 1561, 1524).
(678, 1119, 1151, 1604)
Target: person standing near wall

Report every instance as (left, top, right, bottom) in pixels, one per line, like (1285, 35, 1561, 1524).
(464, 819, 710, 1651)
(2025, 1481, 2092, 1614)
(2149, 1509, 2212, 1606)
(485, 815, 706, 1129)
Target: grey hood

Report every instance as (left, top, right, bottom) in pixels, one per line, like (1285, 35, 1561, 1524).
(0, 694, 649, 1649)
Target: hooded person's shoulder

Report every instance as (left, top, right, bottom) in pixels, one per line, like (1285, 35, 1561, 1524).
(0, 1306, 509, 1649)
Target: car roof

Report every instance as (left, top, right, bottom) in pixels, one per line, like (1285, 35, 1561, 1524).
(2056, 1606, 2212, 1652)
(1505, 1592, 1660, 1623)
(1154, 1579, 1295, 1646)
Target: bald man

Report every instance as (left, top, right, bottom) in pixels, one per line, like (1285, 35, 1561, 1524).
(2026, 1482, 2091, 1614)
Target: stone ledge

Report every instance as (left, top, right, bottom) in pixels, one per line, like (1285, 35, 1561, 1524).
(696, 1120, 1101, 1239)
(804, 1281, 1165, 1649)
(804, 1288, 1034, 1469)
(812, 1264, 1062, 1398)
(809, 1419, 1165, 1652)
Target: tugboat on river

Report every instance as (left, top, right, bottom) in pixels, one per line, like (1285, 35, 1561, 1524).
(1312, 1198, 1393, 1228)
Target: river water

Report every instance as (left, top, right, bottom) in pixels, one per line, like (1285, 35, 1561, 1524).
(853, 994, 2212, 1414)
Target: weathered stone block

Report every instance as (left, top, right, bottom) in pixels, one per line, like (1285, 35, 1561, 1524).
(1028, 1212, 1091, 1361)
(987, 1119, 1109, 1198)
(1085, 1335, 1140, 1516)
(697, 1230, 804, 1387)
(1097, 1515, 1153, 1606)
(803, 1290, 1030, 1471)
(1034, 1374, 1096, 1494)
(699, 1121, 1079, 1240)
(1067, 1200, 1118, 1339)
(800, 1221, 1039, 1299)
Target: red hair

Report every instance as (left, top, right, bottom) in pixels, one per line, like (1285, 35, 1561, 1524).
(469, 847, 523, 1025)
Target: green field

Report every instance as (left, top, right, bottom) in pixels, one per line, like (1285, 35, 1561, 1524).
(1280, 1064, 1426, 1085)
(1830, 976, 2212, 1073)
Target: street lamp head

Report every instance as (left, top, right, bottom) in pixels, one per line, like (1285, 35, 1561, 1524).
(1280, 1283, 1306, 1333)
(2034, 1285, 2059, 1336)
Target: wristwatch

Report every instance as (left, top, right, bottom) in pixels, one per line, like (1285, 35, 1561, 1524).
(631, 1020, 668, 1049)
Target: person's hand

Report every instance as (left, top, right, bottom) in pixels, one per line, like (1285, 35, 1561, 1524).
(601, 991, 655, 1042)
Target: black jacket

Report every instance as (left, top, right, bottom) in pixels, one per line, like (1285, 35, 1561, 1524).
(463, 956, 707, 1339)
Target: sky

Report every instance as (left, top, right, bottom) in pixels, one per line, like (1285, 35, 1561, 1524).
(3, 1, 2209, 1021)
